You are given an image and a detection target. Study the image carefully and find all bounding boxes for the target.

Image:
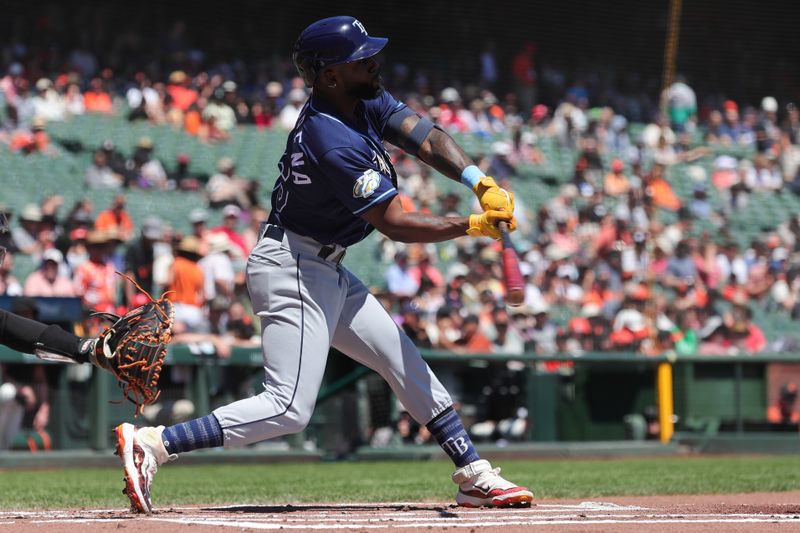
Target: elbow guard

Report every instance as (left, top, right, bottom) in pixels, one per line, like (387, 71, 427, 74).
(385, 107, 437, 156)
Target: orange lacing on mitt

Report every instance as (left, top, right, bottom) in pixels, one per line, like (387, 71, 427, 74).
(99, 272, 175, 416)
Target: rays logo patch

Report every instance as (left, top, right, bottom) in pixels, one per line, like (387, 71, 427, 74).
(353, 169, 380, 199)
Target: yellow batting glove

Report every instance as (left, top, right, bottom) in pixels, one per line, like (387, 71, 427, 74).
(473, 176, 515, 214)
(467, 210, 517, 240)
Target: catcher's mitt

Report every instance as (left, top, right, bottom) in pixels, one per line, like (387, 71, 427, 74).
(93, 272, 175, 415)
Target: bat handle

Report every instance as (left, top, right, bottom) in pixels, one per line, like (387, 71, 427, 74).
(497, 221, 512, 248)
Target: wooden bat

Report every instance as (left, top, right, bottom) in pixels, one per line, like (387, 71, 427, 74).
(498, 221, 525, 306)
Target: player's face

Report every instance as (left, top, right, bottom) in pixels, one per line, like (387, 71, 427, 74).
(340, 56, 383, 100)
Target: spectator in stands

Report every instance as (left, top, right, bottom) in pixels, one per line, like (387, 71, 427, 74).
(73, 230, 119, 314)
(0, 252, 22, 296)
(22, 249, 75, 297)
(199, 233, 235, 334)
(95, 194, 134, 241)
(202, 83, 237, 133)
(85, 148, 124, 189)
(83, 77, 113, 114)
(665, 75, 697, 132)
(454, 314, 492, 353)
(277, 88, 307, 130)
(63, 82, 85, 116)
(206, 157, 249, 209)
(725, 304, 767, 354)
(603, 159, 631, 197)
(167, 236, 207, 333)
(123, 216, 163, 307)
(166, 71, 198, 116)
(210, 204, 249, 259)
(490, 306, 524, 355)
(12, 204, 41, 255)
(528, 301, 557, 355)
(31, 78, 65, 122)
(643, 163, 681, 211)
(129, 136, 168, 190)
(385, 251, 419, 298)
(242, 206, 269, 252)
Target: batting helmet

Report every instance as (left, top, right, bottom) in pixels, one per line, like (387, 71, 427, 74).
(293, 16, 387, 87)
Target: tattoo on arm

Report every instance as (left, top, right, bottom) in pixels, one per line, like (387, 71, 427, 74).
(395, 116, 473, 182)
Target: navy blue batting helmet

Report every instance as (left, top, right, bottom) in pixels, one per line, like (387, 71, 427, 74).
(293, 16, 387, 87)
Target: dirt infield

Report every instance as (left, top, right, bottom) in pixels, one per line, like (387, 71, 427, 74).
(1, 492, 799, 532)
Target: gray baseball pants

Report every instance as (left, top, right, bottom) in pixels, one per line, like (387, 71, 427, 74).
(213, 225, 453, 446)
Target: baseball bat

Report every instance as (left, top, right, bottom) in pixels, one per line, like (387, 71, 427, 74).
(498, 221, 525, 306)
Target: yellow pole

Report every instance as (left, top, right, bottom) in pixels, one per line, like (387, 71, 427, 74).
(657, 362, 674, 443)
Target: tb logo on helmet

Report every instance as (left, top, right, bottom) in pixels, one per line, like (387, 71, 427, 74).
(352, 19, 367, 35)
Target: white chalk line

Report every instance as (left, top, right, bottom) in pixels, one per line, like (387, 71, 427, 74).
(22, 516, 800, 529)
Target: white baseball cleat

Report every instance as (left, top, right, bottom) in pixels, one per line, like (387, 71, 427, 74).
(452, 459, 534, 508)
(114, 423, 175, 513)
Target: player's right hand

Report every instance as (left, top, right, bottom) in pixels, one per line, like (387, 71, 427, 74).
(473, 176, 515, 214)
(467, 210, 517, 240)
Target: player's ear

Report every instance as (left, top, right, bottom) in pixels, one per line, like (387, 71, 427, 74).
(319, 67, 339, 89)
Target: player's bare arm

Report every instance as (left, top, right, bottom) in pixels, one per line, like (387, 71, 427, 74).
(362, 195, 514, 243)
(389, 113, 473, 182)
(386, 113, 516, 217)
(361, 195, 469, 243)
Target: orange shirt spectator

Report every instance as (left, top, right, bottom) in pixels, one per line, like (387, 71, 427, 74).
(649, 178, 681, 210)
(168, 255, 205, 307)
(603, 160, 631, 196)
(645, 163, 681, 211)
(73, 233, 118, 313)
(96, 195, 134, 241)
(456, 316, 493, 353)
(184, 107, 203, 136)
(84, 78, 113, 114)
(166, 71, 198, 112)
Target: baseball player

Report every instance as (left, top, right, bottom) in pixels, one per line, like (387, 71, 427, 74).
(116, 16, 532, 513)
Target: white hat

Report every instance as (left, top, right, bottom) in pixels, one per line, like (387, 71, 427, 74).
(491, 141, 513, 156)
(222, 204, 242, 218)
(761, 96, 778, 113)
(529, 300, 550, 315)
(614, 308, 647, 332)
(21, 204, 42, 222)
(686, 165, 707, 183)
(447, 263, 469, 280)
(189, 208, 209, 224)
(142, 216, 163, 240)
(581, 303, 601, 318)
(440, 87, 460, 103)
(714, 155, 738, 170)
(288, 88, 307, 103)
(545, 244, 571, 261)
(207, 233, 232, 254)
(266, 81, 283, 98)
(42, 248, 63, 264)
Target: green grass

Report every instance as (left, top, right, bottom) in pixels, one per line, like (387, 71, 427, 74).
(1, 456, 799, 510)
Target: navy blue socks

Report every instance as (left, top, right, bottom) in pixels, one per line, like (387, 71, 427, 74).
(161, 414, 224, 454)
(427, 407, 480, 467)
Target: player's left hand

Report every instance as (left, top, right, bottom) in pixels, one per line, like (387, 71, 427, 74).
(473, 176, 515, 214)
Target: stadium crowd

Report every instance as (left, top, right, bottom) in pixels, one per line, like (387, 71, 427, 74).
(1, 21, 800, 363)
(1, 6, 800, 450)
